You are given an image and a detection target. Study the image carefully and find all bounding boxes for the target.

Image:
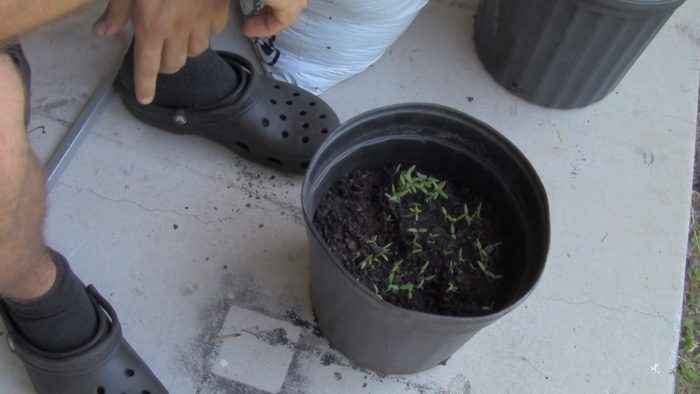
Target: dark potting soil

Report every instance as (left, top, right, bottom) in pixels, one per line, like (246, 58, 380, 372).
(313, 164, 508, 317)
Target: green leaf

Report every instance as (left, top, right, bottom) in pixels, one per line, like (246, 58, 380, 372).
(692, 267, 700, 283)
(420, 261, 430, 274)
(680, 361, 699, 381)
(360, 255, 374, 270)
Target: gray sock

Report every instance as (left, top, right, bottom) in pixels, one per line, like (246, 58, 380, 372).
(3, 249, 99, 353)
(118, 41, 240, 109)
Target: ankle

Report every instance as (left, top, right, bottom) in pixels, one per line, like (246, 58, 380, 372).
(3, 250, 56, 301)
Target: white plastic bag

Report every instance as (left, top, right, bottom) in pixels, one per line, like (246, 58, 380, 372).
(241, 0, 428, 94)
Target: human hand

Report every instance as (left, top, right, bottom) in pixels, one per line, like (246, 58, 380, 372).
(242, 0, 307, 38)
(93, 0, 230, 104)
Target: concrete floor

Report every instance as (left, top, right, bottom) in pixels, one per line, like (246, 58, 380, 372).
(1, 0, 699, 393)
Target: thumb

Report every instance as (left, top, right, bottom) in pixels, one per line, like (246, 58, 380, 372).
(93, 0, 133, 37)
(242, 13, 287, 38)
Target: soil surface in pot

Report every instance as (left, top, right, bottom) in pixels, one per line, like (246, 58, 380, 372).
(313, 164, 508, 317)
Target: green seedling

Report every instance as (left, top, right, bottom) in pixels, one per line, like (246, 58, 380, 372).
(390, 259, 403, 275)
(459, 202, 482, 224)
(372, 284, 383, 299)
(441, 207, 461, 223)
(420, 261, 430, 275)
(476, 259, 487, 273)
(450, 223, 457, 240)
(475, 239, 501, 262)
(385, 184, 409, 203)
(360, 254, 374, 270)
(390, 165, 450, 203)
(408, 203, 422, 221)
(446, 282, 459, 293)
(387, 259, 404, 289)
(411, 241, 424, 254)
(426, 232, 440, 245)
(476, 259, 503, 280)
(448, 260, 455, 275)
(417, 275, 436, 289)
(485, 271, 503, 280)
(400, 283, 415, 299)
(365, 235, 392, 262)
(458, 247, 465, 263)
(425, 180, 448, 202)
(384, 213, 394, 223)
(409, 227, 428, 252)
(377, 242, 393, 262)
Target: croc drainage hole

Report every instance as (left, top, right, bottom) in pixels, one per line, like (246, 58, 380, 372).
(319, 114, 327, 119)
(286, 101, 293, 106)
(262, 118, 270, 127)
(293, 92, 300, 97)
(302, 123, 310, 129)
(321, 128, 329, 134)
(309, 102, 317, 107)
(235, 142, 250, 151)
(97, 388, 105, 394)
(273, 85, 281, 89)
(281, 130, 289, 138)
(299, 110, 307, 116)
(125, 369, 135, 377)
(142, 391, 151, 394)
(268, 157, 283, 165)
(280, 114, 287, 120)
(302, 136, 310, 143)
(270, 99, 277, 105)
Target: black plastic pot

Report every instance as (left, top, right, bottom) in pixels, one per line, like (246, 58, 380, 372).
(474, 0, 686, 109)
(301, 104, 550, 374)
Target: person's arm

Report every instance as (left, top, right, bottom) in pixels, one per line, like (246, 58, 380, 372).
(0, 0, 96, 41)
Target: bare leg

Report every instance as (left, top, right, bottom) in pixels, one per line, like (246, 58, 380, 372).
(0, 50, 55, 301)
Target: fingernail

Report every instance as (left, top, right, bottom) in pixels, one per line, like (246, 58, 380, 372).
(138, 96, 154, 105)
(93, 20, 107, 36)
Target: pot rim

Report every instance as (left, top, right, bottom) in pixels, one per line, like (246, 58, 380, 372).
(571, 0, 686, 13)
(302, 103, 550, 324)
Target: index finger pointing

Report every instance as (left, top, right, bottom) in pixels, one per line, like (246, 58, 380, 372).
(133, 35, 163, 105)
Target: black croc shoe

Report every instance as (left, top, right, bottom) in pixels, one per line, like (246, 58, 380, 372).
(1, 286, 168, 394)
(116, 51, 340, 174)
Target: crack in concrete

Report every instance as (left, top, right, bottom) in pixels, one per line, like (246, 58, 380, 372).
(57, 182, 304, 227)
(537, 295, 677, 329)
(58, 183, 211, 224)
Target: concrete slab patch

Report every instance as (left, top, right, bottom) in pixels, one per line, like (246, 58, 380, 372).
(212, 306, 302, 393)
